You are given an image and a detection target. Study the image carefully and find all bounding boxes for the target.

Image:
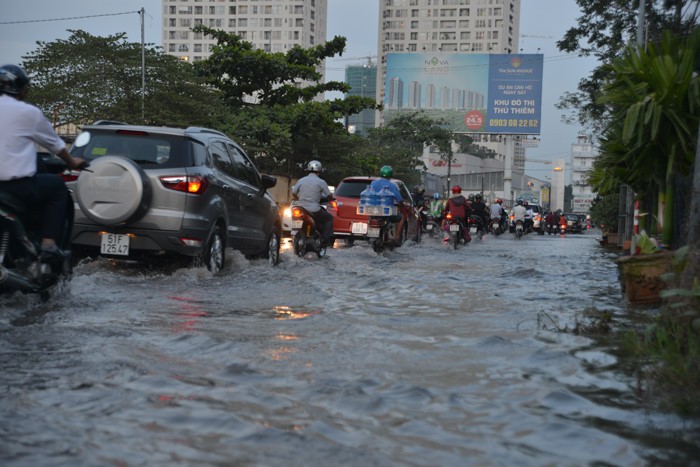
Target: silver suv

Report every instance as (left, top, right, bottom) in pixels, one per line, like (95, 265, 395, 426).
(66, 122, 281, 272)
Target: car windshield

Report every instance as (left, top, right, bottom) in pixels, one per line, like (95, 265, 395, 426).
(566, 214, 579, 221)
(71, 130, 191, 169)
(335, 180, 372, 197)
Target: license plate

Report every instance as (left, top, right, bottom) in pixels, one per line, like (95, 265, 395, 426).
(292, 220, 303, 229)
(101, 233, 130, 256)
(449, 224, 460, 232)
(368, 227, 380, 238)
(469, 227, 477, 234)
(351, 222, 368, 235)
(425, 224, 433, 230)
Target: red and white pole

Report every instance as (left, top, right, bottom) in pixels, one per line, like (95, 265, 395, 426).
(633, 199, 640, 235)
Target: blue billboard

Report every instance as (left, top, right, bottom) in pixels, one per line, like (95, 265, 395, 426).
(383, 53, 544, 135)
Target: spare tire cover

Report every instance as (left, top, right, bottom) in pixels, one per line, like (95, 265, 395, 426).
(76, 156, 152, 226)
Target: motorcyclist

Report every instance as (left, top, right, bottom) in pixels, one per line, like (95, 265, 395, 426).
(545, 210, 556, 233)
(523, 201, 534, 232)
(0, 64, 85, 263)
(512, 199, 527, 231)
(291, 160, 335, 248)
(489, 198, 505, 231)
(411, 185, 427, 230)
(370, 165, 405, 244)
(443, 185, 472, 243)
(429, 192, 445, 222)
(471, 193, 488, 228)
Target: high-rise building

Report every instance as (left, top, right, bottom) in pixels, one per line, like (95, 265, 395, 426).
(162, 0, 327, 63)
(345, 62, 377, 135)
(570, 134, 597, 213)
(376, 0, 521, 116)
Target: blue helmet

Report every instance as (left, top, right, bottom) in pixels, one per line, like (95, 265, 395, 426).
(433, 192, 440, 200)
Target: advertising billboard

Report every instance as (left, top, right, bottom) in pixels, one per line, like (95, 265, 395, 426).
(383, 53, 543, 135)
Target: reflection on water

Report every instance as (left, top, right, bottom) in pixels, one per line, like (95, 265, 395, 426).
(0, 231, 698, 466)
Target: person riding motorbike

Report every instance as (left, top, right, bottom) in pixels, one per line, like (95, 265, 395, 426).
(512, 199, 527, 233)
(291, 160, 335, 248)
(429, 192, 445, 222)
(471, 193, 488, 227)
(443, 185, 472, 243)
(489, 198, 505, 231)
(411, 185, 427, 230)
(0, 64, 85, 264)
(370, 165, 405, 244)
(523, 201, 534, 232)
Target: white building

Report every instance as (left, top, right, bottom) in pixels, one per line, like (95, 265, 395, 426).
(570, 134, 597, 214)
(162, 0, 327, 63)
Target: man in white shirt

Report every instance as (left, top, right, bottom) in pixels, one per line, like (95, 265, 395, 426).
(0, 64, 84, 261)
(291, 160, 335, 247)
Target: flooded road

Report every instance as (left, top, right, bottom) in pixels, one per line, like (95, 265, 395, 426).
(1, 231, 699, 466)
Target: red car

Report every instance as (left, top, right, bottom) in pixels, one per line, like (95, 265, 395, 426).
(327, 176, 422, 246)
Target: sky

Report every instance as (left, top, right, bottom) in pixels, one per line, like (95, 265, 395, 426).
(1, 0, 598, 179)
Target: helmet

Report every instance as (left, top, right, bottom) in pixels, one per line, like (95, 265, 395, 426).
(475, 194, 482, 202)
(307, 160, 322, 172)
(468, 194, 475, 201)
(379, 165, 393, 178)
(496, 198, 502, 205)
(523, 201, 529, 207)
(517, 199, 523, 206)
(433, 192, 440, 200)
(451, 185, 462, 194)
(0, 64, 30, 95)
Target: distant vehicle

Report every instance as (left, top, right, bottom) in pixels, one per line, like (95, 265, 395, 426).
(564, 213, 583, 233)
(67, 122, 281, 272)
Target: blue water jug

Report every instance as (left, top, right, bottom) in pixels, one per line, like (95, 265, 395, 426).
(359, 185, 373, 207)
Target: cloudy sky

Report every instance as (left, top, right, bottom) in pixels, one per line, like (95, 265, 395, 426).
(1, 0, 598, 178)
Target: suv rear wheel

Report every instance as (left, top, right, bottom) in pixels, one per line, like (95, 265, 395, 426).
(195, 226, 225, 273)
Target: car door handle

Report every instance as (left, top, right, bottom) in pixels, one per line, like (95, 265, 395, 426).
(246, 193, 254, 199)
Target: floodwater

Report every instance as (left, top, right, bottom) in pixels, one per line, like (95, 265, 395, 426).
(1, 230, 699, 466)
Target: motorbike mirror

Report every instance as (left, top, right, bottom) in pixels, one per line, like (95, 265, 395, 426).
(74, 131, 91, 148)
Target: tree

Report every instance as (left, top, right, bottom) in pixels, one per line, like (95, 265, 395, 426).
(192, 26, 379, 184)
(594, 30, 700, 246)
(22, 30, 223, 128)
(557, 0, 700, 131)
(363, 112, 456, 186)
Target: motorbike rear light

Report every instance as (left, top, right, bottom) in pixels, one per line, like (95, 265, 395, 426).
(62, 170, 79, 182)
(368, 218, 384, 228)
(291, 207, 304, 219)
(445, 212, 453, 220)
(328, 200, 338, 210)
(160, 176, 209, 194)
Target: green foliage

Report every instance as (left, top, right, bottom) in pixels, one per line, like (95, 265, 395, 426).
(21, 30, 223, 128)
(556, 0, 700, 131)
(589, 192, 619, 232)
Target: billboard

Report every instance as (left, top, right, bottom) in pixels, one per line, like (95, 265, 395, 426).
(383, 53, 543, 134)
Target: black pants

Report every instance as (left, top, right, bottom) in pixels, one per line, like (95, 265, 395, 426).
(0, 174, 68, 241)
(310, 208, 334, 242)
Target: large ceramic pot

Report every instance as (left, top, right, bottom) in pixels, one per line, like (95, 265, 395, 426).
(616, 250, 674, 305)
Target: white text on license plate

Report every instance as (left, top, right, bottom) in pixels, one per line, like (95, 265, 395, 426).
(351, 222, 368, 235)
(449, 224, 460, 232)
(101, 233, 130, 256)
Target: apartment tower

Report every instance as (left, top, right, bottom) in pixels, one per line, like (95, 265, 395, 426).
(377, 0, 521, 109)
(162, 0, 327, 63)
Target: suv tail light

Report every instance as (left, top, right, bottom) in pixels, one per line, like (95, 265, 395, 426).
(160, 175, 209, 194)
(328, 200, 338, 211)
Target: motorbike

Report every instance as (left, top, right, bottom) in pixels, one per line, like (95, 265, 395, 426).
(468, 215, 486, 241)
(546, 222, 559, 235)
(0, 154, 76, 300)
(443, 213, 469, 250)
(514, 219, 525, 239)
(291, 205, 328, 258)
(367, 214, 403, 253)
(490, 216, 508, 236)
(559, 221, 567, 236)
(424, 213, 441, 238)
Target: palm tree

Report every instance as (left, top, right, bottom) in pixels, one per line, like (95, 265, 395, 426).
(595, 30, 700, 246)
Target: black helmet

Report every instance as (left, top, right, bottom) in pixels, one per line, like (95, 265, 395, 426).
(0, 64, 30, 95)
(517, 199, 523, 206)
(475, 193, 482, 202)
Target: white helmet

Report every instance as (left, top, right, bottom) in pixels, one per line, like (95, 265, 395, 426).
(307, 160, 322, 172)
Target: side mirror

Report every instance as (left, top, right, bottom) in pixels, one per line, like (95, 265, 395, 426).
(261, 174, 277, 190)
